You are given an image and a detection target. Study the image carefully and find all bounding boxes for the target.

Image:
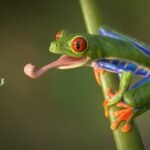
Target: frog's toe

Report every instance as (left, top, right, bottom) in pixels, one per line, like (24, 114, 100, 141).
(111, 120, 120, 130)
(103, 99, 109, 118)
(121, 123, 131, 132)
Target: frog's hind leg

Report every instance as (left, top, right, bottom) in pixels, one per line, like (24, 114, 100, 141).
(111, 76, 150, 132)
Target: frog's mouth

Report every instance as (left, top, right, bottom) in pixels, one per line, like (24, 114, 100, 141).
(24, 55, 89, 79)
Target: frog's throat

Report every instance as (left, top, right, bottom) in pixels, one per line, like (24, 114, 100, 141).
(24, 55, 90, 79)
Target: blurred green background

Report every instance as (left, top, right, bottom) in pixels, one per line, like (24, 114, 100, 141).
(0, 0, 150, 149)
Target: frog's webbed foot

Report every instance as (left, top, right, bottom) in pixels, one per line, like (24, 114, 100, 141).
(93, 67, 105, 86)
(103, 88, 119, 117)
(111, 102, 134, 132)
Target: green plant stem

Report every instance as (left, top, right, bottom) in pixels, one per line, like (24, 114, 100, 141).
(79, 0, 144, 149)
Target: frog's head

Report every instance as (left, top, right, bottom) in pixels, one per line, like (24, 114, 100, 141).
(24, 30, 102, 78)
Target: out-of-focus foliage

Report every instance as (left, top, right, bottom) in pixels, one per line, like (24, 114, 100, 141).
(0, 0, 150, 149)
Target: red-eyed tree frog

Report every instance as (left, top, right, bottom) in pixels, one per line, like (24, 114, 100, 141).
(24, 26, 150, 133)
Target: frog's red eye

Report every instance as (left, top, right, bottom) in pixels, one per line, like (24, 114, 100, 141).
(71, 37, 87, 52)
(56, 31, 62, 40)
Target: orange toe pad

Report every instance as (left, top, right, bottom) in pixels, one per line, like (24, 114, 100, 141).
(121, 123, 131, 132)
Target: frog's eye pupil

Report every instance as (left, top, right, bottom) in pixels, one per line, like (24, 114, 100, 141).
(71, 37, 87, 52)
(56, 31, 62, 41)
(76, 41, 80, 49)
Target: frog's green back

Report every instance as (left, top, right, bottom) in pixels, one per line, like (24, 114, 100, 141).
(97, 36, 150, 68)
(99, 26, 150, 68)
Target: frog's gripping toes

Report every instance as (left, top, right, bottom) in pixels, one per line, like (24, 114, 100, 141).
(105, 76, 150, 133)
(104, 90, 135, 133)
(111, 102, 133, 132)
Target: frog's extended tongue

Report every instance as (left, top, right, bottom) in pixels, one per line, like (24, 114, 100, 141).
(24, 55, 88, 79)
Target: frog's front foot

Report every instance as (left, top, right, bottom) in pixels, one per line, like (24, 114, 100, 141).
(103, 88, 120, 117)
(111, 102, 134, 132)
(94, 67, 105, 86)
